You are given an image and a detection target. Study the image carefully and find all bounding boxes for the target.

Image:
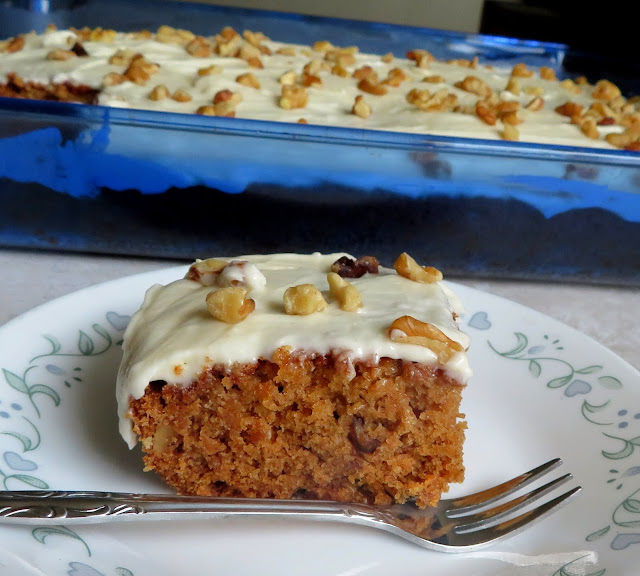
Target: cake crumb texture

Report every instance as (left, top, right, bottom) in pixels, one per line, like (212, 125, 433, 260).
(129, 348, 466, 508)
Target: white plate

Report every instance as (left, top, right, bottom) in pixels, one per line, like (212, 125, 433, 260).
(1, 267, 639, 576)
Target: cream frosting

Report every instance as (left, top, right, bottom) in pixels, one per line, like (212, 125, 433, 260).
(116, 253, 471, 448)
(0, 27, 634, 149)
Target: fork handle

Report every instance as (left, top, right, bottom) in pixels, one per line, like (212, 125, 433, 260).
(0, 490, 378, 526)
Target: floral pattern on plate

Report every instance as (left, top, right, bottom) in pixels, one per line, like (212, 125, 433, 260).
(0, 268, 639, 576)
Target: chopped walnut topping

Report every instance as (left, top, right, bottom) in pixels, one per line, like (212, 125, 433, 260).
(301, 71, 322, 88)
(455, 75, 492, 98)
(422, 75, 445, 84)
(394, 253, 442, 284)
(555, 101, 584, 118)
(352, 66, 378, 83)
(283, 284, 327, 315)
(303, 58, 329, 75)
(70, 42, 89, 57)
(279, 70, 298, 85)
(186, 36, 212, 58)
(243, 29, 270, 46)
(357, 78, 388, 96)
(109, 49, 135, 66)
(579, 117, 599, 139)
(279, 85, 309, 110)
(123, 54, 159, 85)
(406, 49, 434, 69)
(539, 66, 557, 81)
(171, 88, 192, 102)
(213, 89, 242, 106)
(382, 67, 409, 87)
(331, 64, 349, 78)
(89, 28, 116, 42)
(330, 256, 379, 278)
(276, 46, 296, 56)
(388, 315, 463, 363)
(236, 72, 261, 89)
(215, 26, 239, 44)
(156, 25, 195, 45)
(511, 63, 533, 78)
(447, 57, 475, 68)
(560, 79, 581, 95)
(526, 96, 545, 111)
(246, 56, 264, 69)
(381, 52, 394, 63)
(327, 273, 362, 312)
(297, 118, 308, 124)
(593, 79, 622, 101)
(206, 287, 255, 324)
(312, 40, 335, 53)
(501, 111, 523, 126)
(186, 258, 228, 285)
(198, 64, 222, 76)
(605, 128, 640, 149)
(408, 88, 458, 112)
(1, 35, 25, 53)
(102, 72, 126, 87)
(46, 49, 76, 61)
(506, 77, 521, 95)
(352, 95, 371, 118)
(475, 100, 498, 125)
(500, 123, 520, 141)
(149, 84, 170, 100)
(324, 49, 357, 67)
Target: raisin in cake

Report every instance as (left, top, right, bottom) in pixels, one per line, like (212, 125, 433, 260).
(116, 252, 471, 508)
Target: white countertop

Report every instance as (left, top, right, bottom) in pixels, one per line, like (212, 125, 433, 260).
(0, 248, 638, 372)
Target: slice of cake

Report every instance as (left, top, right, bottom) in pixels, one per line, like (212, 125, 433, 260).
(116, 252, 471, 507)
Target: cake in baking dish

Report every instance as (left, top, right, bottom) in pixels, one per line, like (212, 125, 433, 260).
(1, 24, 639, 150)
(116, 252, 471, 508)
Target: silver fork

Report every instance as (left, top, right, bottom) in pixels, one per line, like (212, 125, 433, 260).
(0, 458, 579, 552)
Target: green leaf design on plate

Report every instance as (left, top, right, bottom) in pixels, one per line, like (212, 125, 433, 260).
(32, 526, 91, 556)
(586, 525, 610, 541)
(42, 335, 62, 355)
(77, 331, 95, 356)
(92, 324, 112, 345)
(6, 474, 48, 489)
(3, 368, 29, 394)
(1, 430, 33, 451)
(602, 434, 640, 460)
(500, 332, 528, 357)
(582, 400, 612, 426)
(29, 384, 61, 407)
(575, 365, 602, 375)
(529, 359, 542, 378)
(547, 375, 572, 388)
(598, 376, 623, 390)
(622, 499, 640, 514)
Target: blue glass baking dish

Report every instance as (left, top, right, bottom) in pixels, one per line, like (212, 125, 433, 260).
(1, 0, 639, 284)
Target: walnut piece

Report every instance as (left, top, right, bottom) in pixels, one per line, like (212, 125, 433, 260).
(149, 84, 170, 101)
(280, 85, 309, 110)
(186, 258, 228, 285)
(283, 284, 327, 315)
(352, 95, 371, 118)
(206, 287, 255, 324)
(394, 253, 442, 284)
(327, 273, 362, 312)
(330, 255, 379, 278)
(236, 72, 261, 89)
(388, 315, 463, 363)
